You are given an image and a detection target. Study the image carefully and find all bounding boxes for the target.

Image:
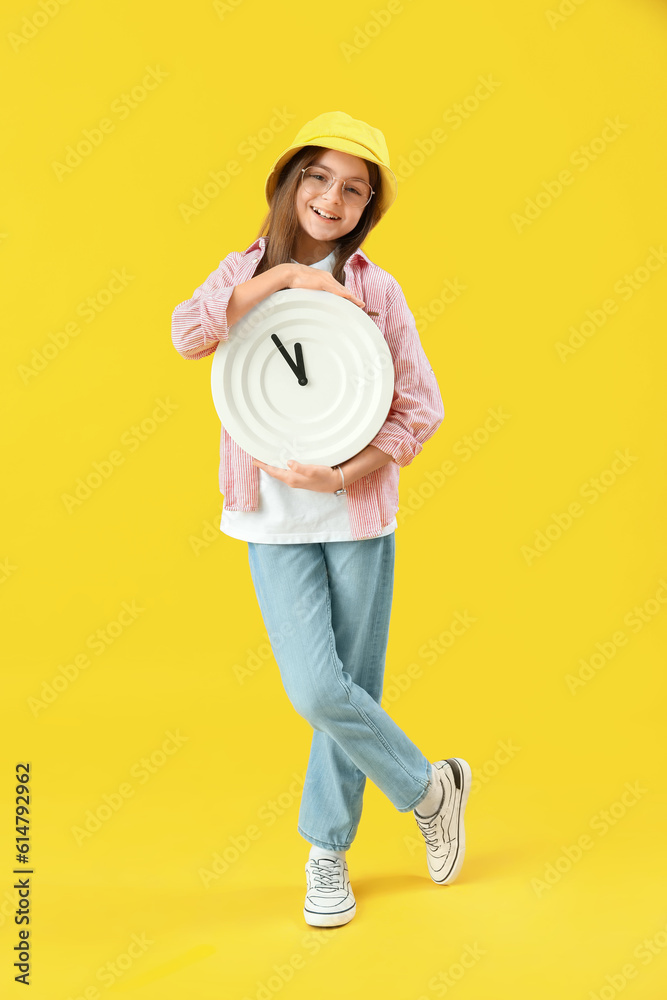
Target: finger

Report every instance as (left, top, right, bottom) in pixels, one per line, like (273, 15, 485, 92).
(288, 459, 317, 481)
(253, 458, 280, 476)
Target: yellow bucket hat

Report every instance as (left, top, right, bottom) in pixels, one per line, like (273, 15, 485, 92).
(264, 110, 398, 220)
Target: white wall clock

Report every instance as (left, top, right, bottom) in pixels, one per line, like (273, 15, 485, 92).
(210, 288, 395, 469)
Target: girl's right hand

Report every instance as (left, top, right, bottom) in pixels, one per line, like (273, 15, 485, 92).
(287, 262, 365, 309)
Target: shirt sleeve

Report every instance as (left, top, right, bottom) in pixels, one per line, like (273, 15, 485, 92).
(367, 276, 445, 467)
(171, 252, 241, 361)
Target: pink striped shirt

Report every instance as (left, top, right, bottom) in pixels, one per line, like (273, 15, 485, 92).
(171, 236, 444, 540)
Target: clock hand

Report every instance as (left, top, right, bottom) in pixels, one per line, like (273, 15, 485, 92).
(271, 334, 308, 386)
(294, 342, 308, 385)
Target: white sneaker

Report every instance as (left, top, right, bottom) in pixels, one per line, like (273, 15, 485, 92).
(413, 758, 472, 885)
(303, 855, 356, 927)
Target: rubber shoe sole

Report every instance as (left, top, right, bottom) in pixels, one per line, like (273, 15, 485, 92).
(413, 757, 472, 885)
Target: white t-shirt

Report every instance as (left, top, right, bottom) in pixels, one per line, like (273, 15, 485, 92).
(219, 249, 397, 544)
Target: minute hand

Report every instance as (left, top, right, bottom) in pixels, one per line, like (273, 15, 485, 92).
(271, 334, 308, 386)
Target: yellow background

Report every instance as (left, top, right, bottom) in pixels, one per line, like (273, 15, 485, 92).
(2, 0, 666, 996)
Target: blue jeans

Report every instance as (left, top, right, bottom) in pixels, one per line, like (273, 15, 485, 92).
(247, 534, 433, 852)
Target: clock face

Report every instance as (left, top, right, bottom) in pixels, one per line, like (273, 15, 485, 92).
(211, 288, 394, 468)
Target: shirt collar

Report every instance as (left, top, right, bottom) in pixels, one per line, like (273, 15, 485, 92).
(244, 236, 369, 267)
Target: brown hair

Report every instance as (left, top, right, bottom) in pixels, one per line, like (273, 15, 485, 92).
(253, 146, 383, 286)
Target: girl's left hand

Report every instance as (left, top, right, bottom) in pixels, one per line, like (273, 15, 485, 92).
(251, 458, 339, 493)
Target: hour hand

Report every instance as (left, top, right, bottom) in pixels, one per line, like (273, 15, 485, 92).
(271, 334, 308, 386)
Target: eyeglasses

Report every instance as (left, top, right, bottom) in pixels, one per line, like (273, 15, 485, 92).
(300, 165, 374, 209)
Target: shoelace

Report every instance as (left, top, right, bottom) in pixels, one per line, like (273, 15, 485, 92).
(414, 775, 448, 850)
(414, 813, 442, 850)
(308, 858, 345, 892)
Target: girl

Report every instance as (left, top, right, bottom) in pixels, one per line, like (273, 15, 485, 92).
(171, 111, 471, 927)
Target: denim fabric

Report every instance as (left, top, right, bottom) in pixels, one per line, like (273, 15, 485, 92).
(247, 535, 433, 851)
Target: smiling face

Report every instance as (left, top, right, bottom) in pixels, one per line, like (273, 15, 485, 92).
(292, 148, 371, 264)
